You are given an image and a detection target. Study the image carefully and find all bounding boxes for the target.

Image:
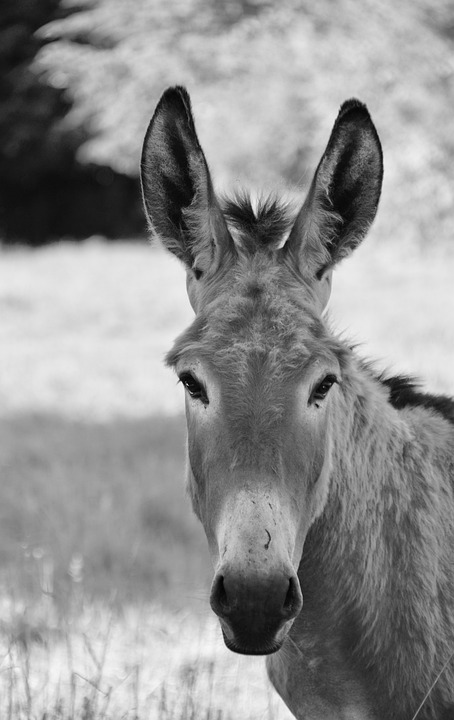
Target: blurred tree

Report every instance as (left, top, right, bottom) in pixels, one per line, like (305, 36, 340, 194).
(0, 0, 144, 243)
(3, 0, 454, 244)
(0, 0, 74, 186)
(35, 0, 454, 249)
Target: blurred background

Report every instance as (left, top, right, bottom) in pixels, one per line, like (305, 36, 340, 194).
(1, 0, 454, 717)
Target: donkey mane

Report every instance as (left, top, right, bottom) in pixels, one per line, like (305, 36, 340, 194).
(359, 356, 454, 426)
(380, 373, 454, 426)
(222, 192, 296, 252)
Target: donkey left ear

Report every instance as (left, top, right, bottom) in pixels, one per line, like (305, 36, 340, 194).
(284, 99, 383, 279)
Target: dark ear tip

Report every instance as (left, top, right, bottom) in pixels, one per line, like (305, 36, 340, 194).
(335, 99, 382, 162)
(161, 85, 190, 103)
(337, 98, 370, 121)
(155, 85, 192, 116)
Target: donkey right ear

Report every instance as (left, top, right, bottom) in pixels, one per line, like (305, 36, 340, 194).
(141, 87, 235, 277)
(284, 99, 383, 279)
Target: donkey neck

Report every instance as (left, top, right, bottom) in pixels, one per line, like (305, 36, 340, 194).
(303, 354, 414, 630)
(322, 351, 452, 578)
(298, 352, 454, 716)
(326, 354, 414, 553)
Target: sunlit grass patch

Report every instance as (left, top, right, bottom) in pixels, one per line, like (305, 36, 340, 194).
(0, 240, 192, 419)
(329, 240, 454, 397)
(1, 239, 453, 422)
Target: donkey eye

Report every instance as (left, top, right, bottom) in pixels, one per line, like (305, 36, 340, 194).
(309, 374, 338, 406)
(179, 373, 208, 404)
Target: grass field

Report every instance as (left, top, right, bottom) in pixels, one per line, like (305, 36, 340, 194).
(0, 597, 293, 719)
(1, 237, 454, 718)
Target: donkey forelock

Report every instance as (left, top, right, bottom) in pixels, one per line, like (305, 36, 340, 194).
(221, 192, 296, 251)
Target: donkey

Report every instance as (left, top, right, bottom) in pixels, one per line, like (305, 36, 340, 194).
(141, 87, 454, 720)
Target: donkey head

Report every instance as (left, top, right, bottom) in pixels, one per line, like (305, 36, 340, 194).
(141, 87, 383, 655)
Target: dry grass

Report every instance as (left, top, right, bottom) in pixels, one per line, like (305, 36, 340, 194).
(0, 591, 293, 719)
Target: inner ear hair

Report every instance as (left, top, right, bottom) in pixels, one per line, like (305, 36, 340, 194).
(141, 86, 235, 274)
(284, 98, 383, 277)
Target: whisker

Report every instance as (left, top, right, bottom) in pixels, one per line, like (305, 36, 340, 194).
(410, 649, 454, 720)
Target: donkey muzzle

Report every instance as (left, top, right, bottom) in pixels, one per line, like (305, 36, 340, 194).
(210, 567, 303, 655)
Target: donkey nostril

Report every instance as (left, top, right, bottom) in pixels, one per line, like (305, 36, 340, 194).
(283, 579, 293, 611)
(210, 574, 231, 617)
(283, 575, 303, 618)
(217, 576, 228, 609)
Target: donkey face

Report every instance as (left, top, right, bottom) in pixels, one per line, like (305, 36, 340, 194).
(141, 87, 382, 655)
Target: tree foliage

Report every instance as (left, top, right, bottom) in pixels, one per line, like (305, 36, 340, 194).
(0, 0, 79, 186)
(3, 0, 454, 243)
(36, 0, 454, 246)
(0, 0, 144, 242)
